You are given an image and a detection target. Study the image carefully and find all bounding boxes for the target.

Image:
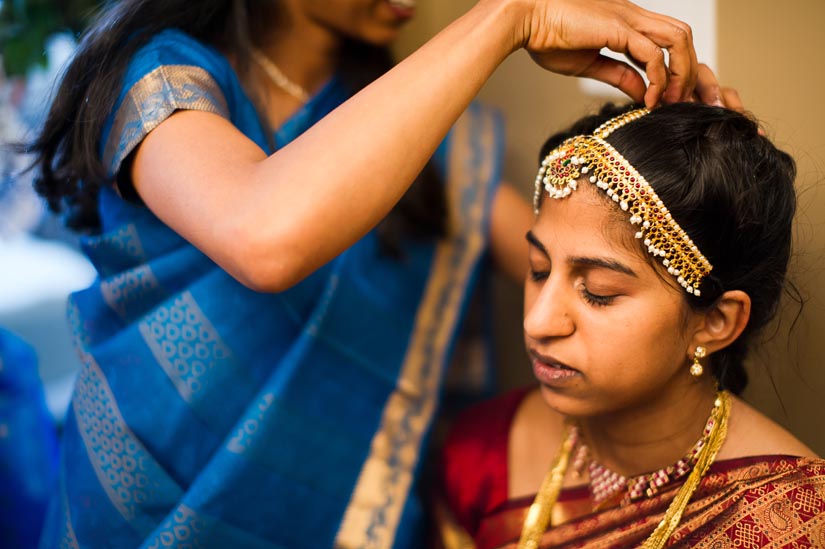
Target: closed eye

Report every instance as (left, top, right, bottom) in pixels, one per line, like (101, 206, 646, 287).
(577, 280, 619, 307)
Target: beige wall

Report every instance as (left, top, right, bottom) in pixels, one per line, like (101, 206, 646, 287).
(396, 0, 825, 455)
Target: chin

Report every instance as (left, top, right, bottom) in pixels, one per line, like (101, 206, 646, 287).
(538, 384, 622, 421)
(538, 385, 585, 417)
(357, 26, 403, 47)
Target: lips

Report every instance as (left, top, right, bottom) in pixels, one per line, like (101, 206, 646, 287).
(530, 349, 580, 384)
(385, 0, 416, 18)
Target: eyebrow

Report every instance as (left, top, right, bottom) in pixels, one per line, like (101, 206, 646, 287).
(526, 230, 547, 255)
(526, 230, 638, 278)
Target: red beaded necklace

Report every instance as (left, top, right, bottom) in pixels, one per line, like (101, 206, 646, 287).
(570, 410, 719, 508)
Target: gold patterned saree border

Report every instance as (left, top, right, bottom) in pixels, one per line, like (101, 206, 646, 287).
(335, 105, 498, 548)
(72, 350, 182, 536)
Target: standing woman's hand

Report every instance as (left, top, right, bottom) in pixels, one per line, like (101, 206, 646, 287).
(690, 63, 747, 113)
(688, 63, 759, 132)
(504, 0, 698, 107)
(127, 0, 708, 292)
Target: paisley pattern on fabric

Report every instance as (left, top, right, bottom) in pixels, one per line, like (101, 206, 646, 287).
(72, 352, 182, 536)
(101, 264, 163, 319)
(440, 391, 825, 549)
(138, 291, 237, 414)
(225, 392, 275, 455)
(144, 504, 211, 549)
(83, 224, 147, 275)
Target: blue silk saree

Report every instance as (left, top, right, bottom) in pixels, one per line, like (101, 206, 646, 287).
(39, 30, 504, 548)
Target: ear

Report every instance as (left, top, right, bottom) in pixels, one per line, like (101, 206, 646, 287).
(689, 290, 751, 355)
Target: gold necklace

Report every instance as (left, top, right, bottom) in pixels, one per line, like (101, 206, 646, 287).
(573, 405, 718, 507)
(517, 391, 731, 549)
(250, 47, 310, 103)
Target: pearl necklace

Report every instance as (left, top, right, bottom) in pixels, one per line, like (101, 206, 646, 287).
(517, 391, 731, 549)
(250, 47, 310, 103)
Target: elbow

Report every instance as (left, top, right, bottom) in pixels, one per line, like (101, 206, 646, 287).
(222, 221, 309, 294)
(236, 256, 303, 294)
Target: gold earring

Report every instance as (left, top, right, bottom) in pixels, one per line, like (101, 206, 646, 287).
(690, 346, 706, 377)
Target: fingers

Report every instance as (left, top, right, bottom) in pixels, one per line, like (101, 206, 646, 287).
(602, 25, 669, 108)
(694, 63, 724, 107)
(691, 64, 747, 114)
(520, 0, 700, 107)
(576, 53, 648, 105)
(529, 48, 648, 104)
(721, 86, 745, 113)
(626, 9, 697, 103)
(598, 10, 696, 106)
(687, 78, 753, 131)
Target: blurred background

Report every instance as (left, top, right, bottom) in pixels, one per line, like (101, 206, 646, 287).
(1, 0, 98, 424)
(1, 2, 99, 543)
(0, 0, 822, 462)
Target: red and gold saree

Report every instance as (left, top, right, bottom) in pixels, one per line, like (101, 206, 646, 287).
(439, 389, 825, 548)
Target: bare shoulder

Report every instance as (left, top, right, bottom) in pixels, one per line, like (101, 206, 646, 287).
(508, 388, 569, 499)
(720, 394, 820, 460)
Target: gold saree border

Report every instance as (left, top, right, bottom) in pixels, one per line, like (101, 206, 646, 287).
(72, 350, 182, 536)
(103, 64, 229, 177)
(335, 106, 498, 548)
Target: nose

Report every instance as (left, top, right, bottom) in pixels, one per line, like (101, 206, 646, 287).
(523, 276, 575, 342)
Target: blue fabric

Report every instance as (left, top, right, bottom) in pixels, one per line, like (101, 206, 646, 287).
(40, 29, 503, 548)
(0, 328, 58, 548)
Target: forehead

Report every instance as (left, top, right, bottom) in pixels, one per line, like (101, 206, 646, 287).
(533, 183, 691, 300)
(533, 182, 640, 259)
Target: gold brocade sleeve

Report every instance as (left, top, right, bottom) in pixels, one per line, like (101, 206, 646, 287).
(102, 64, 229, 179)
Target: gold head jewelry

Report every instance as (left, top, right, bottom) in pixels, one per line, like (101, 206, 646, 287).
(533, 108, 713, 296)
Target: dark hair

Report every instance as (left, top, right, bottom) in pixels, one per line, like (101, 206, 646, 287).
(539, 103, 797, 395)
(27, 0, 445, 250)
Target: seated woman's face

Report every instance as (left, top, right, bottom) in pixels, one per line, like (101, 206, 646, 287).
(524, 182, 706, 419)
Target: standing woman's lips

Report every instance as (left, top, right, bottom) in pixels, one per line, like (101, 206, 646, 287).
(386, 0, 416, 18)
(529, 349, 580, 385)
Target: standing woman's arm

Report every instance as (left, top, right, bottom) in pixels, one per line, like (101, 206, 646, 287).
(131, 0, 698, 292)
(489, 184, 533, 286)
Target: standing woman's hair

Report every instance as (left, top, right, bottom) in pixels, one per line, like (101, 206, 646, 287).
(29, 0, 243, 230)
(539, 103, 798, 395)
(28, 0, 446, 249)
